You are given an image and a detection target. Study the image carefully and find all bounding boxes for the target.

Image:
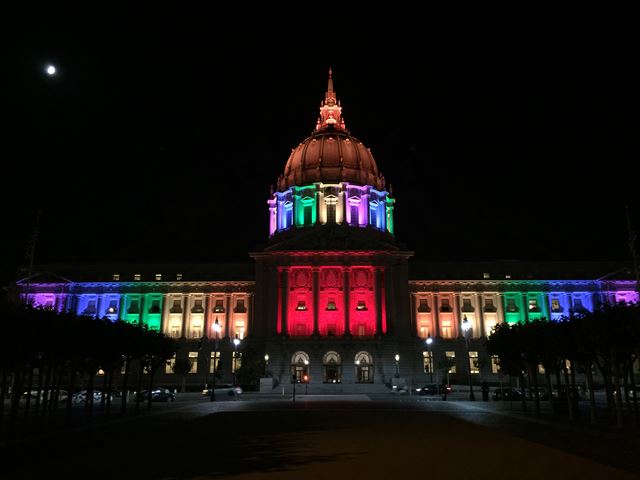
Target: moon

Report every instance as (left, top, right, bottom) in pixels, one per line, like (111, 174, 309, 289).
(46, 65, 56, 75)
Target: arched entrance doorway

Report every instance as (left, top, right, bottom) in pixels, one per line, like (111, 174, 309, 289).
(355, 351, 374, 383)
(322, 351, 342, 383)
(290, 351, 310, 383)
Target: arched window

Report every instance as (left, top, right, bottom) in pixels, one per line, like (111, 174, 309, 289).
(324, 195, 338, 224)
(290, 351, 310, 383)
(322, 351, 342, 384)
(355, 351, 374, 383)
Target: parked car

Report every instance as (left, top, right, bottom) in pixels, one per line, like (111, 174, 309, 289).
(415, 384, 451, 395)
(72, 390, 110, 404)
(201, 384, 243, 397)
(138, 387, 176, 402)
(492, 387, 523, 401)
(24, 389, 68, 401)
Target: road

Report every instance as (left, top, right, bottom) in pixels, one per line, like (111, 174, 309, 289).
(3, 394, 640, 479)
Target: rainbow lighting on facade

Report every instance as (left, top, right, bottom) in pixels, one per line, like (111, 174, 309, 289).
(15, 69, 640, 391)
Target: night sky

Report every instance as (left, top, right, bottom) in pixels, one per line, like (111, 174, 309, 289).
(4, 16, 638, 283)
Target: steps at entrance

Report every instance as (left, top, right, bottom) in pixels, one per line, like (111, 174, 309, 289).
(272, 382, 391, 395)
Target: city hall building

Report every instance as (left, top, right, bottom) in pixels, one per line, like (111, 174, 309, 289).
(15, 72, 639, 392)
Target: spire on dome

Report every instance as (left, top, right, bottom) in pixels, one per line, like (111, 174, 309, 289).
(317, 68, 346, 131)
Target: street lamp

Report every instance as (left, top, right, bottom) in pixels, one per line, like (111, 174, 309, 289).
(394, 354, 400, 377)
(461, 315, 476, 401)
(210, 318, 222, 402)
(426, 334, 434, 383)
(233, 335, 241, 386)
(264, 353, 269, 377)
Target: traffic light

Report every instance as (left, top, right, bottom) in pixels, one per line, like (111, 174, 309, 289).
(303, 374, 308, 383)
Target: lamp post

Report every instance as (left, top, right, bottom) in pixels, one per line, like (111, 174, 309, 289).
(461, 315, 476, 401)
(303, 359, 309, 394)
(233, 335, 241, 386)
(210, 318, 221, 402)
(394, 354, 400, 377)
(264, 354, 269, 377)
(426, 335, 434, 384)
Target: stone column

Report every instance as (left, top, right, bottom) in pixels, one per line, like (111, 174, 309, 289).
(161, 294, 170, 335)
(433, 293, 440, 339)
(96, 295, 103, 319)
(281, 268, 289, 336)
(496, 293, 505, 325)
(312, 267, 320, 336)
(343, 267, 351, 336)
(375, 268, 383, 336)
(454, 293, 462, 338)
(522, 292, 529, 323)
(139, 295, 146, 327)
(181, 294, 190, 339)
(476, 293, 485, 338)
(224, 293, 232, 339)
(248, 292, 254, 338)
(203, 294, 211, 339)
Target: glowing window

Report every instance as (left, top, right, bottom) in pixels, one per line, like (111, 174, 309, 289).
(356, 301, 367, 311)
(528, 299, 540, 312)
(422, 351, 433, 373)
(551, 299, 562, 312)
(469, 352, 479, 374)
(189, 352, 198, 374)
(155, 274, 162, 281)
(149, 299, 161, 314)
(170, 299, 182, 313)
(491, 355, 500, 374)
(462, 298, 474, 312)
(176, 273, 183, 281)
(440, 299, 451, 312)
(134, 274, 141, 281)
(326, 299, 337, 311)
(417, 299, 430, 312)
(296, 301, 307, 311)
(484, 299, 496, 312)
(446, 351, 456, 373)
(506, 298, 518, 312)
(113, 274, 120, 281)
(192, 299, 204, 313)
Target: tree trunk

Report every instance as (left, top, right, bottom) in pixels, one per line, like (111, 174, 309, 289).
(9, 368, 23, 436)
(519, 373, 527, 413)
(86, 371, 95, 418)
(585, 362, 597, 425)
(65, 369, 76, 424)
(0, 368, 7, 429)
(562, 363, 574, 421)
(622, 364, 632, 414)
(529, 364, 540, 416)
(100, 372, 108, 410)
(23, 365, 33, 420)
(34, 364, 43, 415)
(40, 363, 52, 421)
(135, 361, 144, 413)
(181, 375, 187, 393)
(631, 353, 639, 426)
(147, 368, 155, 411)
(105, 371, 114, 418)
(121, 358, 130, 415)
(51, 366, 64, 414)
(611, 348, 624, 428)
(545, 371, 554, 412)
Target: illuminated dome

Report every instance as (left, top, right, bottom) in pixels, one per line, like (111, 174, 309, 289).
(277, 70, 385, 192)
(267, 70, 395, 241)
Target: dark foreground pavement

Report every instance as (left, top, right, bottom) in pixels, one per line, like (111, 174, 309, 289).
(3, 395, 640, 479)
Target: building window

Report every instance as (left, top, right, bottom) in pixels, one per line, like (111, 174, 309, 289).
(417, 299, 430, 312)
(191, 321, 202, 339)
(210, 352, 221, 374)
(149, 299, 161, 314)
(506, 298, 518, 312)
(440, 299, 452, 312)
(484, 299, 496, 312)
(155, 273, 162, 281)
(505, 274, 512, 279)
(350, 204, 359, 225)
(84, 300, 97, 315)
(491, 355, 500, 374)
(538, 364, 546, 374)
(166, 355, 176, 374)
(296, 301, 307, 311)
(107, 300, 118, 315)
(192, 299, 204, 313)
(551, 299, 562, 312)
(573, 298, 585, 312)
(170, 299, 182, 314)
(461, 298, 474, 312)
(326, 298, 337, 311)
(213, 299, 225, 313)
(128, 300, 139, 314)
(483, 273, 490, 279)
(441, 320, 452, 339)
(176, 273, 183, 281)
(356, 300, 367, 311)
(423, 351, 433, 374)
(528, 299, 540, 312)
(170, 321, 181, 338)
(235, 320, 245, 339)
(356, 324, 366, 336)
(326, 198, 337, 223)
(113, 274, 120, 281)
(419, 325, 430, 338)
(189, 352, 198, 374)
(234, 299, 247, 313)
(469, 352, 479, 374)
(303, 204, 313, 225)
(446, 351, 456, 373)
(232, 352, 242, 373)
(134, 274, 141, 281)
